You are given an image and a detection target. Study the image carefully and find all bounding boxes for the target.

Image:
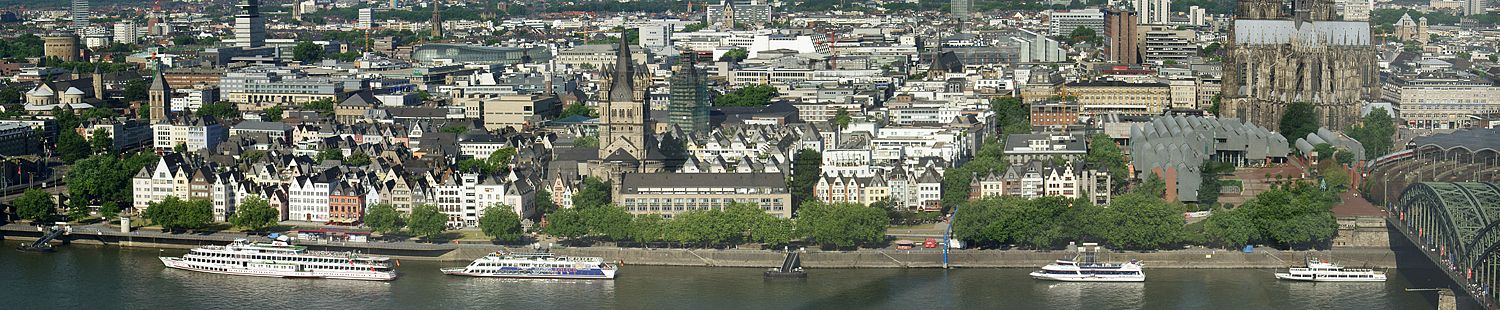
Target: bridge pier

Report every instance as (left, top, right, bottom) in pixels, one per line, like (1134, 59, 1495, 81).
(1440, 288, 1457, 310)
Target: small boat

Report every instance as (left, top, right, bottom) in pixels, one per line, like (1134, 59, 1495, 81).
(1275, 257, 1386, 282)
(1030, 242, 1145, 282)
(442, 251, 618, 280)
(159, 237, 397, 281)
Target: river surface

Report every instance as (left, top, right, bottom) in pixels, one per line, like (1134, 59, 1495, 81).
(0, 241, 1461, 309)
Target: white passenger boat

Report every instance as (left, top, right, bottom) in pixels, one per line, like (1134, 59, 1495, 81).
(442, 251, 618, 279)
(159, 238, 397, 281)
(1030, 243, 1145, 282)
(1275, 258, 1386, 282)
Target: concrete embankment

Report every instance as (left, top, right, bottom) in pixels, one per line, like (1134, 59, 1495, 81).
(3, 226, 1422, 268)
(552, 247, 1415, 269)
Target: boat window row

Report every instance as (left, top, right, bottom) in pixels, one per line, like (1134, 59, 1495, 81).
(198, 252, 354, 263)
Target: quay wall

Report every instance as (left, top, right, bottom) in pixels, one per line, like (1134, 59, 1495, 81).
(4, 227, 1427, 268)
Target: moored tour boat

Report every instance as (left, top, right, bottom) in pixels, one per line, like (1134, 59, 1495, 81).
(1275, 258, 1386, 282)
(1030, 242, 1145, 282)
(158, 237, 397, 281)
(442, 251, 618, 280)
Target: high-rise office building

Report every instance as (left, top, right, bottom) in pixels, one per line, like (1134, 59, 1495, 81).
(952, 0, 972, 25)
(1047, 9, 1106, 36)
(1466, 0, 1487, 15)
(1133, 0, 1171, 24)
(113, 22, 138, 43)
(668, 53, 710, 137)
(235, 0, 265, 48)
(1105, 10, 1139, 64)
(71, 0, 89, 35)
(359, 8, 374, 29)
(1189, 6, 1207, 25)
(1335, 0, 1372, 20)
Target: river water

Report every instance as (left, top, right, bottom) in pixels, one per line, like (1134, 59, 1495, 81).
(0, 241, 1460, 309)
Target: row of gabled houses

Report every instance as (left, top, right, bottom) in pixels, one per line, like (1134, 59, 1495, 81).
(131, 129, 553, 229)
(970, 159, 1113, 205)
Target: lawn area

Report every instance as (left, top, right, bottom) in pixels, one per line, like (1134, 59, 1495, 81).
(454, 229, 489, 241)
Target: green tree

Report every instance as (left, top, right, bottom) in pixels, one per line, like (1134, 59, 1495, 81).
(1198, 162, 1228, 206)
(229, 196, 279, 231)
(1346, 108, 1395, 159)
(345, 152, 371, 166)
(667, 209, 735, 246)
(90, 128, 114, 154)
(143, 196, 213, 231)
(195, 102, 241, 120)
(534, 189, 558, 217)
(713, 84, 778, 107)
(629, 214, 668, 243)
(1335, 149, 1355, 165)
(1067, 26, 1101, 45)
(364, 203, 404, 235)
(1207, 94, 1222, 115)
(991, 96, 1030, 134)
(407, 204, 447, 241)
(720, 48, 749, 62)
(1238, 183, 1339, 248)
(293, 41, 326, 63)
(834, 107, 852, 129)
(582, 205, 633, 240)
(487, 148, 516, 173)
(14, 189, 56, 223)
(1279, 102, 1319, 143)
(56, 129, 90, 164)
(1088, 193, 1184, 250)
(543, 207, 589, 239)
(572, 177, 612, 209)
(317, 148, 344, 162)
(1320, 165, 1351, 191)
(941, 138, 1007, 210)
(456, 158, 492, 174)
(174, 143, 187, 153)
(302, 98, 335, 117)
(1313, 143, 1336, 161)
(1135, 172, 1168, 199)
(789, 149, 822, 205)
(1085, 134, 1129, 194)
(559, 102, 593, 118)
(1199, 206, 1258, 248)
(262, 106, 285, 121)
(796, 202, 889, 248)
(171, 35, 196, 46)
(479, 205, 524, 242)
(123, 79, 149, 102)
(68, 152, 156, 214)
(439, 125, 468, 135)
(574, 136, 599, 148)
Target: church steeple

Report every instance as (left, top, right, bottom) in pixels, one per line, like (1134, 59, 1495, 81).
(148, 63, 172, 124)
(608, 41, 637, 103)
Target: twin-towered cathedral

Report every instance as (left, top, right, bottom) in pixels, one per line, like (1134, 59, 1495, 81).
(1221, 0, 1379, 131)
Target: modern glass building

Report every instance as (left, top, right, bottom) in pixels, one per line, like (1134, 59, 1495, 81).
(667, 55, 710, 137)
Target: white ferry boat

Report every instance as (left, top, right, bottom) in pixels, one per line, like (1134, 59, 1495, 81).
(1030, 243, 1145, 282)
(158, 238, 397, 281)
(441, 251, 618, 280)
(1275, 258, 1386, 282)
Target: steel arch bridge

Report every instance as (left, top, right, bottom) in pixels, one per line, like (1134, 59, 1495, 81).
(1394, 182, 1500, 305)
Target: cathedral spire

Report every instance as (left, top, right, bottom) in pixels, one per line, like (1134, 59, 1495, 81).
(608, 41, 636, 103)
